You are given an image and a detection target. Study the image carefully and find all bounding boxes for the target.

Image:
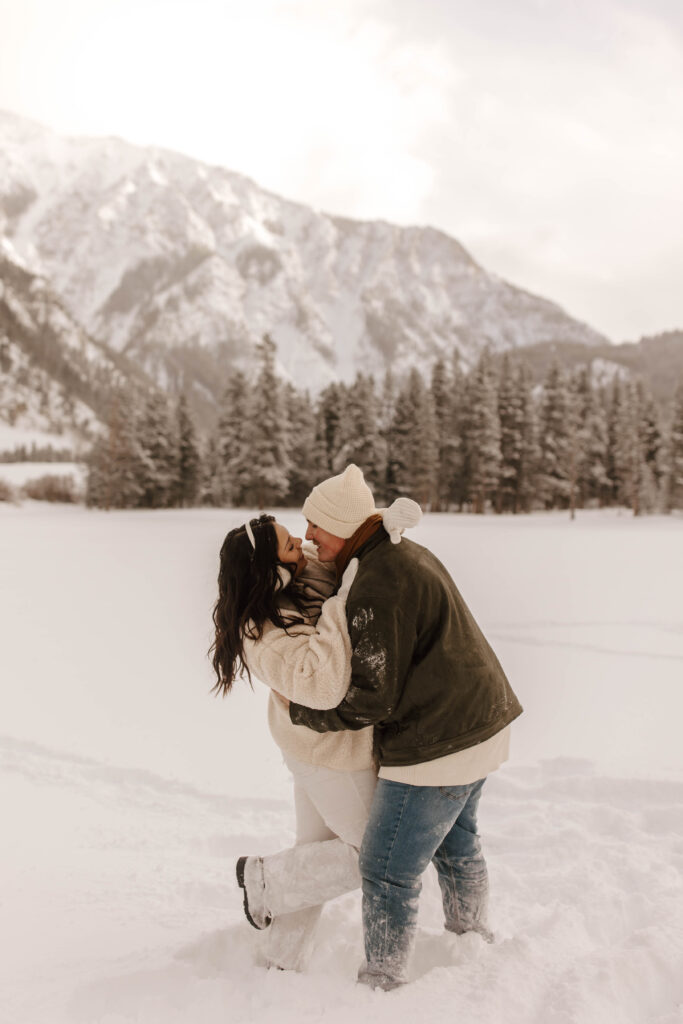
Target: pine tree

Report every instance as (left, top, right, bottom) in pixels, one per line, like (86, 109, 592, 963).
(387, 368, 438, 507)
(666, 380, 683, 511)
(174, 392, 201, 507)
(283, 385, 320, 505)
(497, 355, 527, 513)
(605, 376, 625, 504)
(85, 388, 146, 509)
(637, 380, 663, 503)
(614, 379, 660, 516)
(217, 370, 250, 505)
(137, 390, 177, 508)
(198, 435, 224, 507)
(315, 382, 347, 473)
(240, 334, 292, 507)
(378, 367, 397, 501)
(518, 362, 540, 512)
(431, 358, 458, 511)
(466, 351, 501, 513)
(336, 373, 387, 497)
(538, 361, 572, 509)
(445, 355, 468, 510)
(568, 366, 609, 515)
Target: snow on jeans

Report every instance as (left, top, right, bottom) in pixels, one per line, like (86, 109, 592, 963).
(262, 754, 377, 971)
(358, 777, 490, 989)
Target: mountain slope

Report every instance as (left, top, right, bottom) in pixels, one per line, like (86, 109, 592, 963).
(0, 110, 607, 401)
(0, 240, 147, 453)
(500, 332, 683, 403)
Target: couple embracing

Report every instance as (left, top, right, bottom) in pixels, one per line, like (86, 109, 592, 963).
(211, 464, 522, 991)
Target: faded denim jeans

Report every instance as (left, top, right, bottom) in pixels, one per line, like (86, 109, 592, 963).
(358, 777, 490, 990)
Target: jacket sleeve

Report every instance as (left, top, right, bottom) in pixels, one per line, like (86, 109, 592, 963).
(289, 591, 412, 733)
(242, 591, 352, 710)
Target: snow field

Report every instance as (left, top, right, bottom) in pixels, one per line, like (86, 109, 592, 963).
(1, 505, 682, 1023)
(2, 738, 681, 1024)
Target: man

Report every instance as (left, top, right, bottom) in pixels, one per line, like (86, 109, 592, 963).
(290, 463, 523, 991)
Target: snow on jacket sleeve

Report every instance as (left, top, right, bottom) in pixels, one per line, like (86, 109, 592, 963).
(289, 588, 413, 733)
(242, 590, 353, 710)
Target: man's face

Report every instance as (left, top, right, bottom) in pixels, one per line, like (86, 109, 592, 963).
(305, 521, 345, 563)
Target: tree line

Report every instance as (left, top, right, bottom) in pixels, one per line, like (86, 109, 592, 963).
(85, 335, 683, 515)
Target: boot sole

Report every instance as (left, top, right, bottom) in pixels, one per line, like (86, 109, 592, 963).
(236, 856, 272, 930)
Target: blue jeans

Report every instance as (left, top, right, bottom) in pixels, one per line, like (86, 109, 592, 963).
(358, 777, 490, 989)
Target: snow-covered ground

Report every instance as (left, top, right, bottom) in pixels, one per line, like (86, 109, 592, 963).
(1, 504, 682, 1024)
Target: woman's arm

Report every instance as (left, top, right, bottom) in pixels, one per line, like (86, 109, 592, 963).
(243, 561, 358, 710)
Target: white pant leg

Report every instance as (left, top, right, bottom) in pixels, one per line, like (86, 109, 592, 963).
(287, 756, 377, 849)
(262, 758, 376, 970)
(262, 758, 377, 916)
(263, 776, 332, 971)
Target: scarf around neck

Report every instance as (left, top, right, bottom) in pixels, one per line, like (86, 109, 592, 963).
(334, 513, 384, 580)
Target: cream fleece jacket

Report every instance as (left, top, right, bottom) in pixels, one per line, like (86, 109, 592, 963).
(242, 549, 374, 771)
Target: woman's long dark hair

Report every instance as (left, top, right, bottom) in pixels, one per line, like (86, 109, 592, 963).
(210, 513, 306, 697)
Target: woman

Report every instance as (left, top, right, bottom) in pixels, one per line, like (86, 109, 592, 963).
(210, 513, 375, 973)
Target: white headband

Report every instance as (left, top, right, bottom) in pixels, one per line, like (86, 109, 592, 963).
(244, 520, 256, 549)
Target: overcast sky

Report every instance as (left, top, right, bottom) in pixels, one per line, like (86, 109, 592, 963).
(1, 0, 682, 342)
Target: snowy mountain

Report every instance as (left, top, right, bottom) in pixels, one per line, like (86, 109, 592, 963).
(0, 239, 146, 455)
(0, 109, 608, 406)
(499, 332, 683, 403)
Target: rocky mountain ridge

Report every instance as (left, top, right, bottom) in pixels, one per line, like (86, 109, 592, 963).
(0, 110, 608, 409)
(0, 239, 147, 451)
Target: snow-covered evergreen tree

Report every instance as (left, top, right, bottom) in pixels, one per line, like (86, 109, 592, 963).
(605, 377, 624, 505)
(239, 334, 291, 507)
(443, 354, 468, 510)
(137, 390, 177, 508)
(387, 368, 438, 507)
(85, 388, 146, 509)
(497, 356, 528, 513)
(632, 380, 662, 514)
(377, 367, 397, 501)
(572, 368, 609, 508)
(538, 361, 572, 509)
(283, 385, 320, 505)
(379, 367, 396, 438)
(637, 380, 663, 502)
(197, 435, 224, 507)
(466, 351, 501, 513)
(430, 358, 459, 511)
(217, 369, 250, 505)
(666, 381, 683, 511)
(518, 362, 540, 512)
(174, 392, 200, 507)
(336, 373, 387, 498)
(314, 382, 347, 474)
(613, 379, 661, 516)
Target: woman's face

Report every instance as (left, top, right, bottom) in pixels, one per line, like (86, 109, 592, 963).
(274, 523, 306, 576)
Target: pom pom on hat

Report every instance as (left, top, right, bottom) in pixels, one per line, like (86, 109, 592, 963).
(381, 497, 423, 544)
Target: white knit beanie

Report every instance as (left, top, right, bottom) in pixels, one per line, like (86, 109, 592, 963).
(302, 464, 378, 539)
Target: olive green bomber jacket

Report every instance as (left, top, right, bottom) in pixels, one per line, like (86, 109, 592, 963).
(289, 529, 523, 767)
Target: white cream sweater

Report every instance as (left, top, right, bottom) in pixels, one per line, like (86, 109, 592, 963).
(242, 550, 374, 771)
